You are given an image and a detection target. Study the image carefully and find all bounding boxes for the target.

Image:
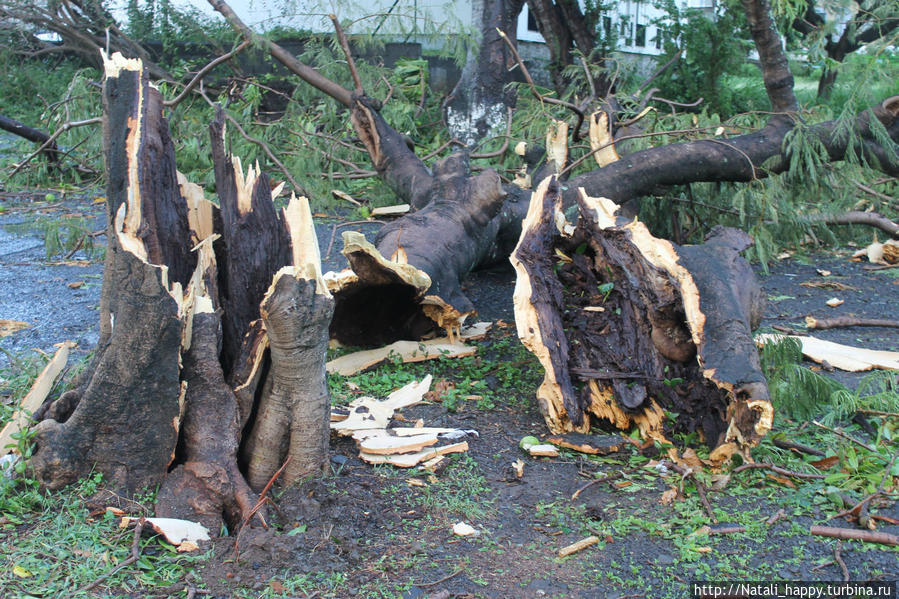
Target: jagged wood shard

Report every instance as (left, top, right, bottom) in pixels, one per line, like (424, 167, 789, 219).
(512, 177, 772, 456)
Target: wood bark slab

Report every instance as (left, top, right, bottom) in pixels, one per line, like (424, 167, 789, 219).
(512, 177, 772, 457)
(0, 342, 71, 456)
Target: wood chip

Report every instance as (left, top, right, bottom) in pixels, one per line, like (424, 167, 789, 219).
(0, 320, 30, 337)
(546, 433, 626, 455)
(453, 522, 478, 537)
(825, 298, 844, 307)
(67, 281, 85, 289)
(558, 535, 599, 557)
(528, 444, 560, 457)
(370, 204, 410, 217)
(756, 333, 899, 372)
(359, 441, 469, 468)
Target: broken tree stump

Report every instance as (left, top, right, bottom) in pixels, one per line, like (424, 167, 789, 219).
(28, 53, 333, 534)
(511, 178, 772, 459)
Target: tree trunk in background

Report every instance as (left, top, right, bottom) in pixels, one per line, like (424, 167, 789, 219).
(444, 0, 524, 146)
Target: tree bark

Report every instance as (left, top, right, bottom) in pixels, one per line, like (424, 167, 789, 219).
(444, 0, 523, 146)
(29, 54, 192, 493)
(566, 96, 899, 207)
(28, 53, 333, 534)
(511, 178, 772, 459)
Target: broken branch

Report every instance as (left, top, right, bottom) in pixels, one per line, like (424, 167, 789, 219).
(806, 316, 899, 330)
(809, 525, 899, 546)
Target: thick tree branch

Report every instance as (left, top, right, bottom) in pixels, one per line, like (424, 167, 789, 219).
(566, 96, 899, 206)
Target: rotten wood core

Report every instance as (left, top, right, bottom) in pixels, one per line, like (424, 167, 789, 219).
(28, 54, 333, 536)
(512, 178, 772, 457)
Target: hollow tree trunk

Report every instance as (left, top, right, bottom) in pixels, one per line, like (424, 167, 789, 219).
(28, 54, 333, 534)
(511, 178, 772, 461)
(327, 151, 523, 346)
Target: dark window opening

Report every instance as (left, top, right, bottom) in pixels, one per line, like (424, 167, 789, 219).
(635, 24, 646, 47)
(527, 9, 539, 32)
(603, 16, 612, 37)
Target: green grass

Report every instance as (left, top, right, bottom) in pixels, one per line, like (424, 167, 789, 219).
(0, 474, 212, 598)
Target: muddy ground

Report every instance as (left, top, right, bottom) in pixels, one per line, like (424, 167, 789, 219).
(1, 193, 897, 598)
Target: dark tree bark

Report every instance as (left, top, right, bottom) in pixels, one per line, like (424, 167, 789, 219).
(566, 95, 899, 207)
(29, 54, 193, 493)
(444, 0, 524, 146)
(524, 0, 611, 97)
(28, 54, 333, 535)
(511, 178, 772, 458)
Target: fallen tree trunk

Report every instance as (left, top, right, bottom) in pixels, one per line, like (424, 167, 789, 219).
(0, 113, 60, 167)
(28, 53, 333, 534)
(511, 178, 772, 460)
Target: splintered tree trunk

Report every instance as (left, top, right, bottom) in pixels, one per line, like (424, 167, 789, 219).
(29, 54, 194, 493)
(512, 178, 772, 460)
(327, 151, 515, 345)
(29, 54, 333, 534)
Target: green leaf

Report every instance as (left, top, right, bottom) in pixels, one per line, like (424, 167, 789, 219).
(286, 524, 307, 536)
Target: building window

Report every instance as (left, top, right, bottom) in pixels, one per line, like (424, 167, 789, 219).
(527, 8, 539, 32)
(635, 24, 646, 47)
(603, 16, 612, 37)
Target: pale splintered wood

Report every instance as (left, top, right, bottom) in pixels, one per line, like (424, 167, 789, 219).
(326, 339, 475, 376)
(331, 375, 432, 433)
(359, 441, 469, 467)
(370, 204, 410, 217)
(358, 433, 439, 455)
(756, 334, 899, 372)
(121, 517, 210, 546)
(588, 111, 620, 167)
(0, 342, 72, 455)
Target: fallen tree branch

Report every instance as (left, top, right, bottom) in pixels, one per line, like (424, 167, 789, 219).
(834, 541, 850, 581)
(207, 0, 352, 107)
(772, 438, 826, 456)
(806, 316, 899, 330)
(0, 113, 60, 166)
(811, 420, 877, 452)
(732, 462, 825, 479)
(7, 116, 102, 179)
(810, 525, 899, 546)
(805, 211, 899, 239)
(164, 40, 250, 108)
(566, 96, 899, 206)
